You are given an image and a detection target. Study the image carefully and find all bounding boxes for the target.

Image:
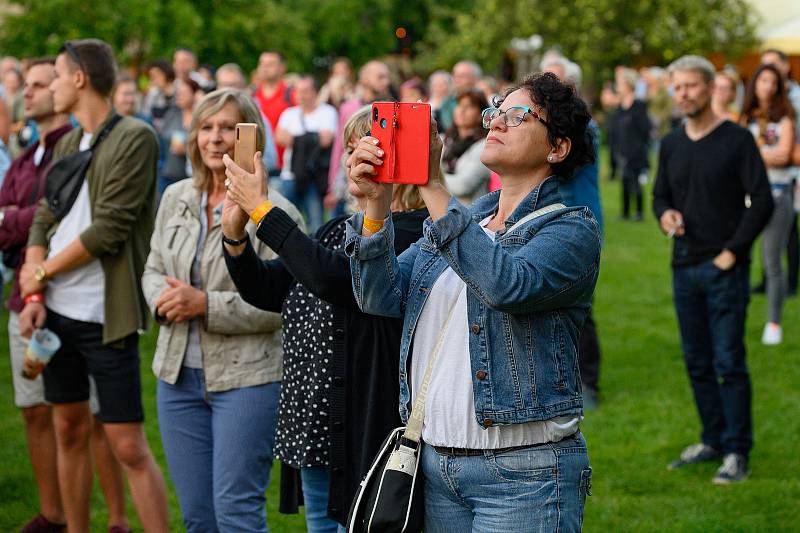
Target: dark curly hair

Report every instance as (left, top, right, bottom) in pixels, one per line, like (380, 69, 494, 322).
(493, 72, 594, 178)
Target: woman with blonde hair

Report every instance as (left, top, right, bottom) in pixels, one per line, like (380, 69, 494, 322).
(142, 89, 304, 532)
(712, 69, 740, 122)
(221, 105, 428, 531)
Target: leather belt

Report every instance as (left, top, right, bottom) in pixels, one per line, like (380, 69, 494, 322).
(432, 443, 538, 457)
(430, 432, 579, 457)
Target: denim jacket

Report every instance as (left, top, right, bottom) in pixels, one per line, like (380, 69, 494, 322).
(345, 177, 601, 427)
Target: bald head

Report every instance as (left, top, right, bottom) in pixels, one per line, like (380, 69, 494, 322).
(216, 63, 247, 90)
(358, 60, 391, 101)
(452, 61, 481, 92)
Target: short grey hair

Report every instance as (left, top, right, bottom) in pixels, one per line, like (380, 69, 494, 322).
(649, 66, 666, 81)
(565, 61, 583, 90)
(455, 60, 482, 78)
(217, 62, 244, 77)
(668, 55, 716, 83)
(428, 70, 452, 86)
(618, 67, 638, 90)
(540, 55, 569, 73)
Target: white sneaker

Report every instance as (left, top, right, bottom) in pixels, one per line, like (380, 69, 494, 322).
(761, 323, 782, 345)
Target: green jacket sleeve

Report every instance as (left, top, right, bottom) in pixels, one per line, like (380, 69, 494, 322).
(80, 128, 158, 257)
(27, 196, 57, 248)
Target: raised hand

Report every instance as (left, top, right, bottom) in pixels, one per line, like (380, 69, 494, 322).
(223, 151, 269, 217)
(345, 136, 393, 204)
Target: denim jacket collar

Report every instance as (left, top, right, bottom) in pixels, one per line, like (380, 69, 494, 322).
(470, 175, 562, 232)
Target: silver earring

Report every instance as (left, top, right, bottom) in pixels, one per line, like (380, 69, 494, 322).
(548, 155, 554, 162)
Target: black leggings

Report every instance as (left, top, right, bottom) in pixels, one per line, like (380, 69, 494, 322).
(622, 166, 644, 218)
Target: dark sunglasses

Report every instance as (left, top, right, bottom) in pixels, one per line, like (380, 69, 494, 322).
(60, 42, 85, 71)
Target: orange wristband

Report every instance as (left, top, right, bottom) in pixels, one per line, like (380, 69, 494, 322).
(250, 200, 274, 225)
(363, 213, 385, 234)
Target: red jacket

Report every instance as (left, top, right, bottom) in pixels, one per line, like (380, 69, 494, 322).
(0, 123, 72, 312)
(254, 81, 295, 169)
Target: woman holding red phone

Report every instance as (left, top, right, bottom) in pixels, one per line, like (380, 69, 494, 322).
(345, 72, 600, 532)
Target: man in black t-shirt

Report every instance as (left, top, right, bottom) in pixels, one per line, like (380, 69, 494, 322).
(652, 55, 773, 485)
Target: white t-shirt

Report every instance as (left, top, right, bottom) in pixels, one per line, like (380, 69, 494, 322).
(33, 143, 45, 167)
(45, 132, 106, 324)
(278, 103, 337, 180)
(410, 219, 580, 448)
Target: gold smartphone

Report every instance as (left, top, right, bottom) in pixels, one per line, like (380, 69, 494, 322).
(234, 123, 258, 173)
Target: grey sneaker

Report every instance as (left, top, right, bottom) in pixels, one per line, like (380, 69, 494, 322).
(712, 453, 749, 484)
(667, 443, 721, 470)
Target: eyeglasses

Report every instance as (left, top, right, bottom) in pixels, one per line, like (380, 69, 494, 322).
(481, 105, 548, 129)
(61, 42, 85, 72)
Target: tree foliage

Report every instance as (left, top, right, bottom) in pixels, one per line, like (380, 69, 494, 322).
(0, 0, 758, 84)
(413, 0, 758, 85)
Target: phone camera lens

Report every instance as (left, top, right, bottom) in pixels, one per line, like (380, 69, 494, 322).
(373, 108, 379, 122)
(380, 118, 387, 129)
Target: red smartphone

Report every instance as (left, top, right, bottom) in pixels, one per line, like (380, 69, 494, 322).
(370, 102, 430, 185)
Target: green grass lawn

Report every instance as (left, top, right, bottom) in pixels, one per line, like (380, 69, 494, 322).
(1, 166, 799, 532)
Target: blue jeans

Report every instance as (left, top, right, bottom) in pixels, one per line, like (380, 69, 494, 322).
(421, 433, 592, 532)
(157, 367, 280, 532)
(300, 466, 343, 533)
(276, 178, 324, 232)
(672, 259, 752, 456)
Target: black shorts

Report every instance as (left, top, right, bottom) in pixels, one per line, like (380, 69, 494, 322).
(42, 308, 143, 423)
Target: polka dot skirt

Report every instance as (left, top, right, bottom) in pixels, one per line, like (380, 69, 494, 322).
(273, 220, 346, 468)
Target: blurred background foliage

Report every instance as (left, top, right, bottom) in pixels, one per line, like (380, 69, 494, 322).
(0, 0, 759, 86)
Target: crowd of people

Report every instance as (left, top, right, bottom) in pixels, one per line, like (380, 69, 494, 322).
(0, 34, 797, 533)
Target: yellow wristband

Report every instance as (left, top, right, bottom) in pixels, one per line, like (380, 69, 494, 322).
(363, 213, 385, 234)
(250, 200, 274, 225)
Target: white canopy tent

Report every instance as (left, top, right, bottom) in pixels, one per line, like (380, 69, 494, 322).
(761, 16, 800, 54)
(749, 0, 800, 53)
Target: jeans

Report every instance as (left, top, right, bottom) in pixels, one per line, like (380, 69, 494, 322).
(421, 433, 592, 532)
(276, 178, 324, 232)
(672, 259, 752, 456)
(299, 466, 343, 533)
(157, 367, 280, 532)
(761, 188, 794, 323)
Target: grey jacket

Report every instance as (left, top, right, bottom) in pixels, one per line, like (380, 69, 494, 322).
(142, 179, 305, 391)
(443, 139, 491, 206)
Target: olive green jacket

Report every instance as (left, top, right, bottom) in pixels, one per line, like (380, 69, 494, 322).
(28, 112, 158, 345)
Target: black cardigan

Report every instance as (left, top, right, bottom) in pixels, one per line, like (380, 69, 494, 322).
(224, 206, 427, 525)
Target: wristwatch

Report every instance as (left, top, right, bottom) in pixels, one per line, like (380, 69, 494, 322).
(222, 233, 249, 246)
(34, 265, 48, 282)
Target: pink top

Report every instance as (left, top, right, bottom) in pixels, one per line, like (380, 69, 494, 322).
(488, 171, 502, 192)
(328, 98, 364, 192)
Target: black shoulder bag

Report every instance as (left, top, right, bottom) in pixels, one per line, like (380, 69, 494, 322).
(44, 114, 123, 221)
